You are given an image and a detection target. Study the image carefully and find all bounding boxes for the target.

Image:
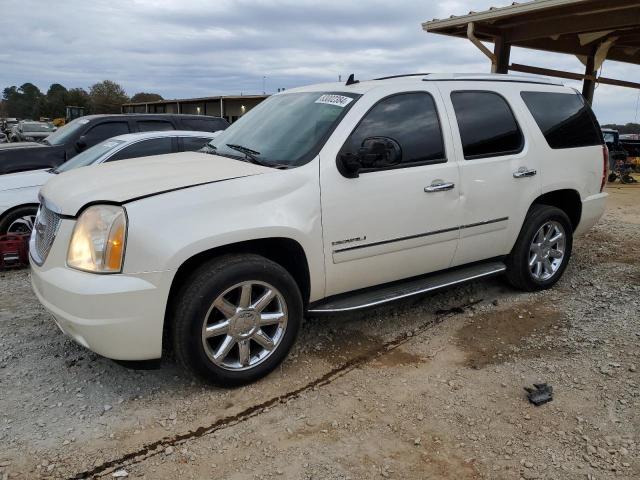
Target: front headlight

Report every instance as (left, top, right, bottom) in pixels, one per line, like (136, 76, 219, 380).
(67, 205, 127, 273)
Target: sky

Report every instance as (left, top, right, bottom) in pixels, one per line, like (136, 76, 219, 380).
(0, 0, 638, 124)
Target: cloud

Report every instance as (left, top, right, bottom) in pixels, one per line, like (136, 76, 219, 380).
(1, 0, 638, 123)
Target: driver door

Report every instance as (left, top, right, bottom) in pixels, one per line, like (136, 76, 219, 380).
(319, 87, 462, 297)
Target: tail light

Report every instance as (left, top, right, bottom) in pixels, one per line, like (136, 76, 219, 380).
(600, 145, 609, 192)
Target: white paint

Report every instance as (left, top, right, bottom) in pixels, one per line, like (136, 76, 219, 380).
(30, 75, 607, 362)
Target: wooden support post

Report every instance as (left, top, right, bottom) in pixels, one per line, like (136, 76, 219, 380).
(493, 36, 511, 74)
(582, 53, 597, 105)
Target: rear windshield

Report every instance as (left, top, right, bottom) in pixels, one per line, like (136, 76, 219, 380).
(54, 139, 125, 173)
(23, 123, 55, 133)
(521, 92, 602, 149)
(45, 117, 90, 146)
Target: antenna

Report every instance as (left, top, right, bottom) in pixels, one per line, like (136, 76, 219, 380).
(345, 74, 359, 86)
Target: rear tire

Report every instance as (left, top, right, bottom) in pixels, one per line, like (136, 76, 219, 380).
(172, 254, 303, 386)
(505, 205, 573, 291)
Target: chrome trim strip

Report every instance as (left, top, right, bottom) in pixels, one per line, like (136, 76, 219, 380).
(461, 217, 509, 229)
(307, 265, 506, 313)
(332, 217, 509, 254)
(333, 226, 459, 253)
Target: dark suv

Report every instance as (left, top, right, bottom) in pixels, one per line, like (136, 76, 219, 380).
(0, 114, 229, 175)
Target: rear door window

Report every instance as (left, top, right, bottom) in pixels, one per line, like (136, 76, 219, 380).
(84, 122, 130, 147)
(136, 120, 175, 132)
(451, 91, 524, 159)
(107, 137, 174, 162)
(521, 92, 602, 149)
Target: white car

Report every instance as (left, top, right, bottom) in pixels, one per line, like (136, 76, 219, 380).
(31, 74, 608, 386)
(0, 131, 217, 235)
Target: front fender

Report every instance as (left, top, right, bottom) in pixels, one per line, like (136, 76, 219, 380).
(121, 164, 325, 301)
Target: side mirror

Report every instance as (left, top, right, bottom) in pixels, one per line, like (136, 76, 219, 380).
(75, 135, 87, 151)
(337, 136, 402, 178)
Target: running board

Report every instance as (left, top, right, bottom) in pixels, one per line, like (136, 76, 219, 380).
(307, 261, 506, 314)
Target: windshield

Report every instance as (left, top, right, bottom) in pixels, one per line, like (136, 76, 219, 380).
(45, 117, 90, 145)
(54, 139, 125, 173)
(23, 123, 54, 133)
(206, 92, 360, 167)
(603, 132, 616, 144)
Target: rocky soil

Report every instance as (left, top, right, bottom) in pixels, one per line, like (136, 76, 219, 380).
(0, 183, 638, 480)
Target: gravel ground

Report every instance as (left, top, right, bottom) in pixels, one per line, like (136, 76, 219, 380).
(0, 183, 638, 480)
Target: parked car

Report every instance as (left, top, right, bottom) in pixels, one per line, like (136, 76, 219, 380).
(0, 114, 228, 175)
(0, 131, 218, 236)
(31, 73, 607, 386)
(9, 121, 56, 143)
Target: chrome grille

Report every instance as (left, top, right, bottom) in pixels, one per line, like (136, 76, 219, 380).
(30, 204, 61, 266)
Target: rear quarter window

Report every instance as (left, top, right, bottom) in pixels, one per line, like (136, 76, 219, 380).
(520, 92, 602, 149)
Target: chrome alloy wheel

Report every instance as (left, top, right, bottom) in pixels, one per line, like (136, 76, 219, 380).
(529, 220, 566, 281)
(7, 214, 36, 235)
(201, 281, 288, 371)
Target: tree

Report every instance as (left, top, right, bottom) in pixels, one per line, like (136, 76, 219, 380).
(89, 80, 129, 114)
(2, 83, 44, 119)
(130, 92, 163, 103)
(64, 87, 91, 111)
(43, 83, 68, 118)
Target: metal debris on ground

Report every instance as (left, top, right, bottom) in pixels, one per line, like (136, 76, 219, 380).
(524, 383, 553, 406)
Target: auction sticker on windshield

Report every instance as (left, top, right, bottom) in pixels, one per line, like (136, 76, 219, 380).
(315, 94, 353, 107)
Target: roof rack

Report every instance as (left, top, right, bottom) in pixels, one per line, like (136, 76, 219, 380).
(422, 73, 563, 86)
(374, 73, 431, 80)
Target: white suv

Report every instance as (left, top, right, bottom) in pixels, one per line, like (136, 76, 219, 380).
(30, 74, 608, 385)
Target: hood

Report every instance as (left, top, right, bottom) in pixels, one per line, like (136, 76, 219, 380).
(0, 168, 52, 192)
(40, 151, 273, 216)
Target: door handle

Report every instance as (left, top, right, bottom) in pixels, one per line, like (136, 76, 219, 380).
(424, 181, 455, 193)
(513, 167, 537, 178)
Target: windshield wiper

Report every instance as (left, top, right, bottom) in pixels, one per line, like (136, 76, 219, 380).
(225, 143, 289, 169)
(226, 144, 261, 162)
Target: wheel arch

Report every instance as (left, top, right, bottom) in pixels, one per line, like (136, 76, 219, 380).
(163, 237, 312, 354)
(0, 202, 40, 232)
(530, 189, 582, 231)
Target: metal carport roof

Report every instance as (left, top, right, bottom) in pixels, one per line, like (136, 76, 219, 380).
(423, 0, 640, 103)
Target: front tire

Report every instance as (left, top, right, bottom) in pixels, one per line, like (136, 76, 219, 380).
(505, 205, 573, 291)
(172, 254, 303, 386)
(0, 206, 38, 235)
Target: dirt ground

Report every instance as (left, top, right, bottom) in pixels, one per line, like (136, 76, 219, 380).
(1, 182, 638, 480)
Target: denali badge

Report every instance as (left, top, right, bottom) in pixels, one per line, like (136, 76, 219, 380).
(332, 236, 366, 246)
